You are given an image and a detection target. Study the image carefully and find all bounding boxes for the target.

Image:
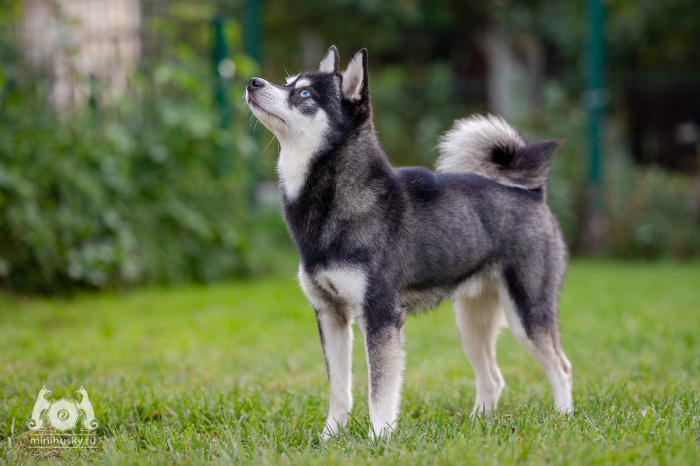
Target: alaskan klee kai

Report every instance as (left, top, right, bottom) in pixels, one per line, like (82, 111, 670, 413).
(245, 46, 573, 439)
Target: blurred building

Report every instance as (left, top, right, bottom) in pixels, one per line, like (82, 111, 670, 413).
(20, 0, 141, 109)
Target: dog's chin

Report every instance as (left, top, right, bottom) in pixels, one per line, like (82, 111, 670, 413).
(247, 96, 287, 131)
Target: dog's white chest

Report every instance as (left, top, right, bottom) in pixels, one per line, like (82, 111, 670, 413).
(299, 265, 368, 318)
(315, 267, 367, 310)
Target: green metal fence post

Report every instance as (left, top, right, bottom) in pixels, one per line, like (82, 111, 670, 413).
(245, 0, 261, 63)
(584, 0, 607, 254)
(245, 0, 262, 207)
(88, 73, 98, 113)
(213, 16, 231, 174)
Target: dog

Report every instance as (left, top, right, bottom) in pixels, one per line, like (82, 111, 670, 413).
(245, 46, 573, 439)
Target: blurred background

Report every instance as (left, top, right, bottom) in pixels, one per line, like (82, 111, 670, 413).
(0, 0, 698, 294)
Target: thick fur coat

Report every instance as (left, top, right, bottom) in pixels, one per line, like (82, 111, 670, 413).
(246, 46, 572, 439)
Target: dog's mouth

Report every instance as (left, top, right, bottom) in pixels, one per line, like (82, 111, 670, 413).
(246, 93, 287, 126)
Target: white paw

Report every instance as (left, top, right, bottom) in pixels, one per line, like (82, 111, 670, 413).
(554, 401, 574, 415)
(321, 416, 347, 440)
(368, 423, 394, 440)
(470, 401, 497, 418)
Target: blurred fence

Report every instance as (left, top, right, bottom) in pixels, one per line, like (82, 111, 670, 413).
(0, 0, 278, 294)
(20, 0, 141, 110)
(1, 0, 699, 294)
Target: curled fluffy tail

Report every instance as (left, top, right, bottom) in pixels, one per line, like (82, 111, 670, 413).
(436, 114, 560, 190)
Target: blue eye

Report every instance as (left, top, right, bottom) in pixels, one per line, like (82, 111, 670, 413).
(300, 90, 310, 98)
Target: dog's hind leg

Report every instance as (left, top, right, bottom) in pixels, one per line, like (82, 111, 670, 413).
(498, 268, 573, 413)
(453, 280, 506, 417)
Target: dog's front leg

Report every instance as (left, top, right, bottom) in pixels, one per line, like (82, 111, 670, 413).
(359, 295, 405, 439)
(300, 267, 354, 439)
(315, 309, 354, 439)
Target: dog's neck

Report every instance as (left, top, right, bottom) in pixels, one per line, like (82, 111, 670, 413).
(277, 142, 318, 201)
(277, 122, 385, 202)
(280, 124, 394, 266)
(275, 111, 334, 200)
(280, 124, 391, 212)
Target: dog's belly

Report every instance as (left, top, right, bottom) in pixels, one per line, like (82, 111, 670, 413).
(399, 285, 451, 312)
(399, 265, 501, 312)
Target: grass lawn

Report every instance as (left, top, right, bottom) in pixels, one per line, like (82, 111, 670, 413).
(0, 260, 699, 464)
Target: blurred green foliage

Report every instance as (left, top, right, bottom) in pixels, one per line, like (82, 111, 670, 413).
(0, 2, 291, 293)
(519, 83, 700, 258)
(0, 0, 699, 294)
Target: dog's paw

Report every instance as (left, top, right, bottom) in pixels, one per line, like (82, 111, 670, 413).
(321, 416, 347, 440)
(554, 402, 574, 415)
(368, 424, 394, 441)
(470, 401, 497, 419)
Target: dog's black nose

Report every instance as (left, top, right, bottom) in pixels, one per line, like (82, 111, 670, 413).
(249, 77, 265, 89)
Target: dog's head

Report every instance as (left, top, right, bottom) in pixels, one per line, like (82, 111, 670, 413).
(245, 46, 371, 151)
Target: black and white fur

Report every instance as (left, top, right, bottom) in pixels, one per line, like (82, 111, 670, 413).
(245, 46, 573, 439)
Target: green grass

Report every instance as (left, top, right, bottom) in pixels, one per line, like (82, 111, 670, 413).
(1, 261, 699, 464)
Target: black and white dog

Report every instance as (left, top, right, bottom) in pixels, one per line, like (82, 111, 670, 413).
(245, 46, 573, 438)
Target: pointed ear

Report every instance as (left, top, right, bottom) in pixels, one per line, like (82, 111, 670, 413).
(319, 45, 339, 73)
(342, 48, 368, 101)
